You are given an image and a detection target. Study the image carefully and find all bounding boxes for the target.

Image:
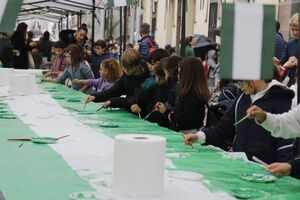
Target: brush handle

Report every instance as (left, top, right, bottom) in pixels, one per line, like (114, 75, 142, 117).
(7, 138, 31, 141)
(56, 135, 70, 140)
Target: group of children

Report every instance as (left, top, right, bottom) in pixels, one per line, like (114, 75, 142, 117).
(37, 14, 300, 181)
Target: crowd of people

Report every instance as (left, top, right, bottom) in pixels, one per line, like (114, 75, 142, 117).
(0, 12, 299, 181)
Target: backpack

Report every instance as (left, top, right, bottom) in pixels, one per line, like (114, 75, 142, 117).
(204, 99, 235, 128)
(146, 37, 158, 53)
(204, 103, 224, 128)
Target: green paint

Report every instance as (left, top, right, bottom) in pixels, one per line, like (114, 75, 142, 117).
(47, 89, 60, 92)
(0, 110, 94, 200)
(39, 82, 300, 199)
(231, 188, 269, 199)
(52, 96, 66, 100)
(239, 173, 277, 183)
(0, 113, 16, 119)
(67, 99, 82, 103)
(77, 112, 95, 115)
(30, 137, 58, 144)
(98, 121, 118, 128)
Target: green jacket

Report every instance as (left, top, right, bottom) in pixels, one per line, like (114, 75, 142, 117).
(185, 45, 195, 57)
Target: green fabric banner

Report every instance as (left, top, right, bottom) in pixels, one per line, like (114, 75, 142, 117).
(0, 0, 22, 33)
(220, 3, 275, 80)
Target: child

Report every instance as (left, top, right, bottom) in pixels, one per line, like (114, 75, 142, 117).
(42, 41, 68, 78)
(42, 44, 94, 93)
(155, 57, 211, 132)
(73, 58, 122, 93)
(160, 56, 183, 112)
(84, 48, 149, 110)
(141, 48, 169, 90)
(130, 63, 169, 127)
(138, 23, 158, 61)
(88, 40, 112, 78)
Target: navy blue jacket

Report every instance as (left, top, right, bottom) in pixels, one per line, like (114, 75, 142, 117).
(280, 39, 299, 86)
(138, 35, 156, 62)
(203, 84, 295, 164)
(88, 51, 112, 78)
(290, 154, 300, 179)
(275, 32, 287, 59)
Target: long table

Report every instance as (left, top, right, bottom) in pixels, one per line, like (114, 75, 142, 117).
(1, 82, 299, 200)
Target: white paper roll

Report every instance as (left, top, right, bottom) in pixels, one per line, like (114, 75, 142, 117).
(0, 68, 14, 85)
(112, 134, 166, 197)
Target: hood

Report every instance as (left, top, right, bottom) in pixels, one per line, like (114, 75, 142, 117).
(260, 79, 294, 101)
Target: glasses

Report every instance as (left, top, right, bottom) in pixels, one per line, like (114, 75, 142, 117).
(94, 47, 102, 50)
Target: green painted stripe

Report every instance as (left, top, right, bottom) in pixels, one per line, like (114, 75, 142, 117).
(0, 0, 22, 33)
(0, 113, 93, 200)
(219, 4, 235, 79)
(260, 5, 276, 80)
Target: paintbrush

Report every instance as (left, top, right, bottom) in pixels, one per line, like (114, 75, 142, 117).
(82, 102, 87, 111)
(179, 132, 196, 151)
(234, 114, 250, 126)
(63, 106, 81, 112)
(95, 105, 104, 113)
(144, 109, 156, 120)
(252, 156, 268, 167)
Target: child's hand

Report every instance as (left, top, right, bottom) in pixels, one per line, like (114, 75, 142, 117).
(73, 79, 80, 84)
(183, 133, 198, 145)
(154, 102, 166, 113)
(84, 96, 95, 103)
(284, 56, 298, 68)
(41, 78, 47, 82)
(42, 70, 50, 75)
(102, 100, 111, 108)
(265, 162, 291, 178)
(131, 104, 141, 114)
(246, 105, 267, 123)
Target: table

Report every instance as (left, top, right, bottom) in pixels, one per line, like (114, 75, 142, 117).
(0, 82, 299, 200)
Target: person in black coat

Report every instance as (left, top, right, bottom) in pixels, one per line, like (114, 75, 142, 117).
(84, 49, 149, 111)
(156, 57, 211, 132)
(184, 80, 295, 164)
(10, 22, 28, 69)
(130, 63, 169, 127)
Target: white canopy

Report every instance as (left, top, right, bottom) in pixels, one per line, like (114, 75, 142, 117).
(19, 0, 108, 22)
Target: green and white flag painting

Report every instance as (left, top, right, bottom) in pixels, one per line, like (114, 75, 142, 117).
(220, 3, 275, 80)
(0, 0, 23, 33)
(107, 0, 135, 8)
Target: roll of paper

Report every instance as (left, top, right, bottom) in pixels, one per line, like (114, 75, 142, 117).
(0, 68, 14, 85)
(113, 134, 166, 197)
